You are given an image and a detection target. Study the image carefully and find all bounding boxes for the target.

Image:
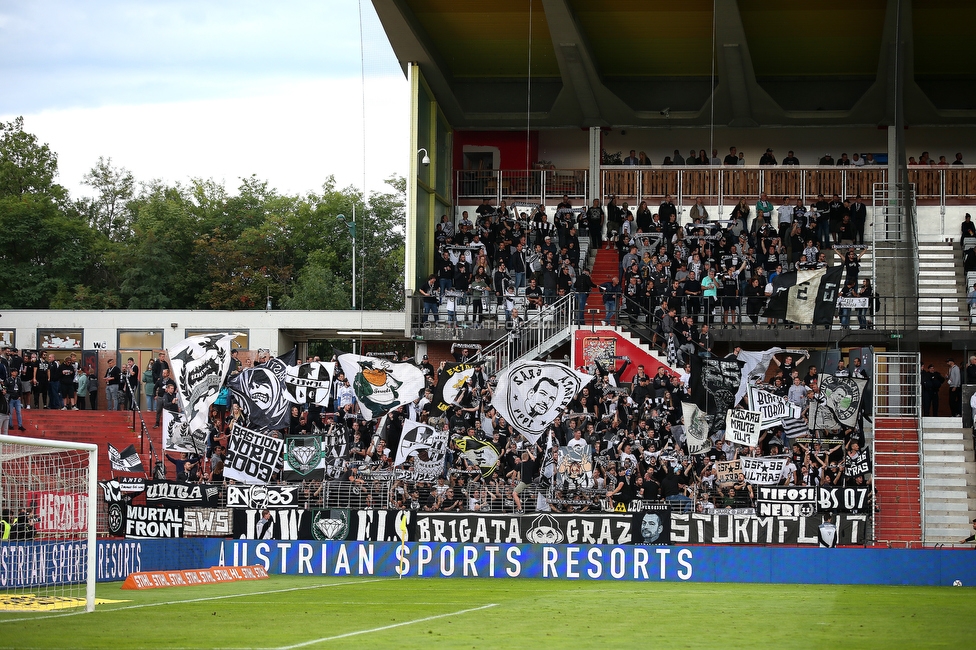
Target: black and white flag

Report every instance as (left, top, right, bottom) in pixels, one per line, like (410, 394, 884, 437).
(491, 361, 592, 445)
(781, 416, 809, 439)
(432, 362, 479, 415)
(107, 443, 144, 473)
(394, 419, 448, 480)
(337, 353, 426, 420)
(681, 402, 710, 455)
(748, 385, 802, 429)
(456, 437, 500, 478)
(224, 423, 284, 484)
(283, 362, 334, 406)
(740, 456, 788, 484)
(735, 346, 784, 405)
(282, 435, 328, 481)
(228, 365, 291, 431)
(763, 266, 843, 325)
(168, 333, 237, 436)
(162, 409, 207, 455)
(818, 374, 867, 427)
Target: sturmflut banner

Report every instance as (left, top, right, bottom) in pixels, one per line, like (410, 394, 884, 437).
(725, 409, 762, 447)
(670, 513, 868, 545)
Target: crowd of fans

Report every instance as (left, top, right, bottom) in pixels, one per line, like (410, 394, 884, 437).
(421, 191, 875, 332)
(142, 344, 874, 517)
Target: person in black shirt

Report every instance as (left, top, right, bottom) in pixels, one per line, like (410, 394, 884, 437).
(104, 357, 122, 411)
(723, 146, 738, 165)
(45, 354, 63, 410)
(782, 151, 800, 165)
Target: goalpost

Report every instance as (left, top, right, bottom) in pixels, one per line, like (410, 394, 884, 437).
(0, 435, 98, 613)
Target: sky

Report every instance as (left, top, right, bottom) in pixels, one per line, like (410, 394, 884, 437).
(0, 0, 408, 200)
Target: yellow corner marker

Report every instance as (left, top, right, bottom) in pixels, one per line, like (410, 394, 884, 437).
(397, 514, 409, 579)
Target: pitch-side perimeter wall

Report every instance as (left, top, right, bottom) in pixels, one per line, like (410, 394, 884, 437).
(3, 540, 974, 588)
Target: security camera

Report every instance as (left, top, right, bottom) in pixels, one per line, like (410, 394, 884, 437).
(660, 108, 670, 117)
(418, 148, 430, 166)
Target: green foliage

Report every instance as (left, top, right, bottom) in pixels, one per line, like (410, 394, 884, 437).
(0, 119, 406, 311)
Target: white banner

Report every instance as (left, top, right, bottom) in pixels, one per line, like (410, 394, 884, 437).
(491, 361, 592, 444)
(725, 409, 763, 447)
(681, 402, 711, 455)
(748, 385, 802, 428)
(394, 419, 449, 475)
(224, 423, 284, 484)
(168, 333, 237, 436)
(836, 297, 869, 308)
(337, 354, 427, 420)
(740, 456, 788, 485)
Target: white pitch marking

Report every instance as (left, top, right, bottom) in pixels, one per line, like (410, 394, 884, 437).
(270, 603, 499, 649)
(0, 578, 390, 625)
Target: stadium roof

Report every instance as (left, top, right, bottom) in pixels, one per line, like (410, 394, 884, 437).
(372, 0, 976, 129)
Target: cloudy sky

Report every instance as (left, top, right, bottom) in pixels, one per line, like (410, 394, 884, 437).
(0, 0, 408, 200)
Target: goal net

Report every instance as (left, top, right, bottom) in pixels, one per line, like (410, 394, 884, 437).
(0, 435, 97, 613)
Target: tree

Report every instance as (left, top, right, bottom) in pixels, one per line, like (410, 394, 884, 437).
(0, 117, 63, 199)
(81, 156, 135, 240)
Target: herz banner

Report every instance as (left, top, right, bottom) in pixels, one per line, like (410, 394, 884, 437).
(491, 361, 592, 445)
(725, 409, 762, 447)
(224, 423, 284, 484)
(748, 385, 802, 428)
(168, 333, 236, 436)
(740, 456, 788, 484)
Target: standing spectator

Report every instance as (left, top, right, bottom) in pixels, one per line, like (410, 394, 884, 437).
(921, 364, 943, 417)
(947, 359, 962, 417)
(759, 148, 777, 165)
(600, 277, 621, 325)
(574, 267, 594, 325)
(0, 379, 9, 436)
(4, 369, 24, 431)
(31, 353, 47, 410)
(586, 199, 604, 250)
(104, 358, 121, 411)
(623, 150, 639, 165)
(965, 355, 976, 385)
(143, 360, 156, 411)
(75, 367, 89, 410)
(419, 275, 439, 323)
(87, 366, 99, 410)
(723, 147, 738, 165)
(59, 357, 77, 410)
(850, 195, 867, 245)
(46, 354, 63, 410)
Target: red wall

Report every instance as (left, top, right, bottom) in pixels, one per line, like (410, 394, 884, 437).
(453, 130, 540, 171)
(572, 329, 675, 384)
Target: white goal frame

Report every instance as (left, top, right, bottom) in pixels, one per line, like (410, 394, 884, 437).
(0, 434, 98, 613)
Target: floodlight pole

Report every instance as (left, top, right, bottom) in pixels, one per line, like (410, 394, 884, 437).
(351, 204, 357, 310)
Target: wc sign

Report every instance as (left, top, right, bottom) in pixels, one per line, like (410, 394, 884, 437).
(93, 341, 109, 349)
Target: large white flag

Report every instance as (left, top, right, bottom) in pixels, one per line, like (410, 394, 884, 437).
(734, 347, 784, 404)
(748, 385, 802, 428)
(168, 333, 237, 436)
(491, 361, 592, 445)
(681, 402, 710, 455)
(337, 354, 426, 420)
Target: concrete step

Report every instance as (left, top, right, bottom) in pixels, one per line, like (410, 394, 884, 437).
(925, 501, 972, 512)
(923, 442, 966, 452)
(923, 417, 965, 426)
(923, 431, 967, 440)
(924, 514, 972, 525)
(924, 465, 969, 475)
(926, 477, 972, 487)
(921, 452, 967, 462)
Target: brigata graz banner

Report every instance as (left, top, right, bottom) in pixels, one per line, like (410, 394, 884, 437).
(414, 513, 637, 545)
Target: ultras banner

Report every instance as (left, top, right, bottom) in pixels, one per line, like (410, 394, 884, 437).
(414, 512, 638, 545)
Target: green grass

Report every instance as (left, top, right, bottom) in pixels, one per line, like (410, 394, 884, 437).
(2, 576, 974, 649)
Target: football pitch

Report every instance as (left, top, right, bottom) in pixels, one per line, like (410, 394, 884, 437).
(2, 576, 974, 649)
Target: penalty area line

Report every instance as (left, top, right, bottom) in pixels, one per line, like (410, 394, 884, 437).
(0, 578, 391, 625)
(270, 603, 499, 649)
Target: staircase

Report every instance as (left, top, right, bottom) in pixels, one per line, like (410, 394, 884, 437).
(11, 409, 147, 481)
(921, 417, 976, 544)
(872, 417, 923, 545)
(476, 293, 576, 373)
(584, 247, 620, 323)
(918, 242, 968, 329)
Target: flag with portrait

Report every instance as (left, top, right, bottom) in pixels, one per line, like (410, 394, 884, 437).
(491, 361, 592, 445)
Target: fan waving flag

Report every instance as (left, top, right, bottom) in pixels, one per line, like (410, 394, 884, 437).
(108, 443, 144, 473)
(337, 353, 426, 420)
(432, 362, 479, 414)
(491, 361, 592, 445)
(763, 266, 843, 325)
(394, 419, 449, 480)
(283, 361, 334, 406)
(681, 402, 710, 455)
(456, 437, 500, 478)
(168, 333, 237, 436)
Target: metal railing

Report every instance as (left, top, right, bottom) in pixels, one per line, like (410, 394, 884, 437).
(872, 353, 923, 545)
(456, 166, 976, 218)
(475, 293, 576, 374)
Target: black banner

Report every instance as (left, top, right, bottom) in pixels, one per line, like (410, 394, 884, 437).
(756, 486, 818, 517)
(432, 362, 478, 414)
(183, 508, 233, 537)
(226, 485, 301, 510)
(309, 509, 411, 542)
(232, 508, 313, 540)
(414, 513, 635, 545)
(844, 449, 872, 477)
(122, 505, 185, 539)
(145, 480, 219, 508)
(630, 504, 672, 545)
(224, 423, 284, 484)
(670, 513, 868, 545)
(818, 487, 872, 513)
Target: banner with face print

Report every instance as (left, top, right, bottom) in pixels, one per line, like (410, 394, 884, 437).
(228, 366, 291, 431)
(491, 361, 593, 445)
(337, 354, 427, 421)
(168, 333, 237, 435)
